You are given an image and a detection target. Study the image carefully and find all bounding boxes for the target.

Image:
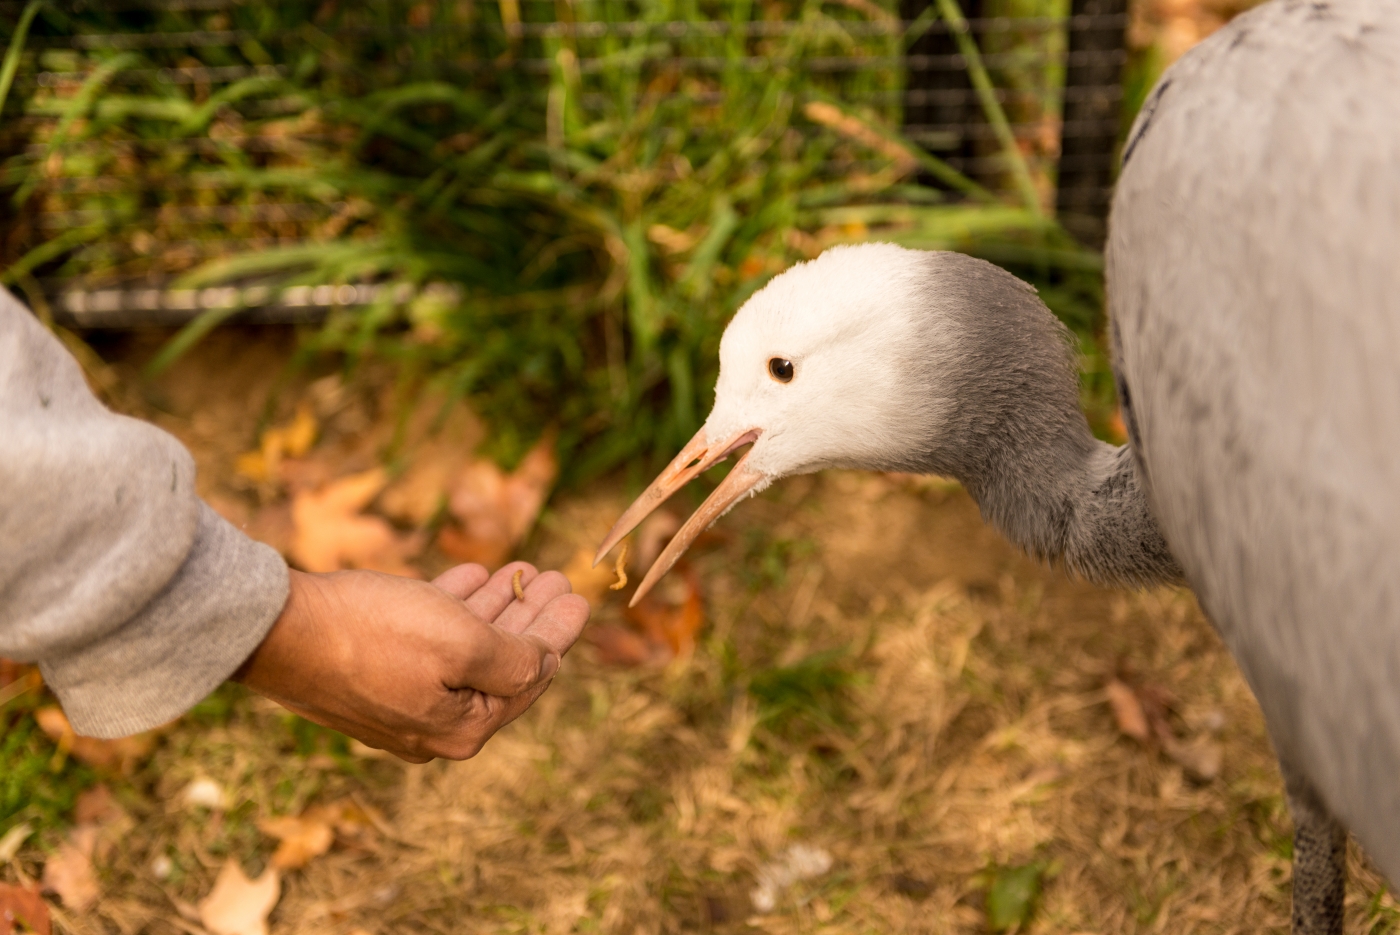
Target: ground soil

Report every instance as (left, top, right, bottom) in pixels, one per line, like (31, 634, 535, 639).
(10, 326, 1400, 935)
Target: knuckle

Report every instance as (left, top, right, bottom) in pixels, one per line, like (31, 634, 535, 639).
(434, 735, 486, 760)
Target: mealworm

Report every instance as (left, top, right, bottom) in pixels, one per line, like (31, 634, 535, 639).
(609, 540, 630, 591)
(512, 569, 525, 601)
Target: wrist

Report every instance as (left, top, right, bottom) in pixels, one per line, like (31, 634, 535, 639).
(233, 569, 322, 689)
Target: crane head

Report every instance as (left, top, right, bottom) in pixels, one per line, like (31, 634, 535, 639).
(596, 242, 952, 605)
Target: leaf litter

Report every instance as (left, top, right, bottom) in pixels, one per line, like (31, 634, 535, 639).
(1105, 675, 1224, 781)
(32, 707, 157, 773)
(0, 883, 49, 935)
(257, 799, 382, 870)
(44, 337, 1361, 935)
(198, 861, 280, 935)
(437, 432, 558, 567)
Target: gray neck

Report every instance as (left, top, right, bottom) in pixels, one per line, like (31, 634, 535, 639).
(912, 252, 1183, 587)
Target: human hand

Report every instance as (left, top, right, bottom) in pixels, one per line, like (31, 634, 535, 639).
(234, 561, 589, 762)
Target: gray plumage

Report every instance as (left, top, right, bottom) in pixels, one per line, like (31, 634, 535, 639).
(603, 3, 1397, 929)
(1111, 0, 1400, 928)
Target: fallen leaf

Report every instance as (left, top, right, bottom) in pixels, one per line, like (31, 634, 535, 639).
(0, 882, 50, 935)
(562, 548, 616, 606)
(256, 814, 333, 870)
(41, 826, 99, 913)
(985, 862, 1045, 933)
(624, 567, 705, 659)
(33, 708, 155, 773)
(289, 469, 423, 576)
(378, 390, 482, 526)
(1105, 679, 1149, 743)
(439, 433, 557, 567)
(236, 403, 318, 484)
(256, 799, 382, 869)
(378, 448, 456, 527)
(1165, 735, 1223, 781)
(198, 861, 280, 935)
(73, 785, 124, 827)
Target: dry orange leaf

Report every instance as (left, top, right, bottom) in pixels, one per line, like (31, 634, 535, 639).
(257, 814, 333, 870)
(0, 882, 50, 935)
(592, 566, 706, 667)
(40, 826, 98, 914)
(73, 785, 124, 828)
(1105, 680, 1150, 742)
(33, 707, 155, 773)
(198, 861, 280, 935)
(255, 799, 382, 870)
(626, 568, 705, 659)
(236, 402, 318, 484)
(438, 433, 557, 567)
(289, 468, 423, 577)
(378, 451, 456, 527)
(379, 391, 482, 526)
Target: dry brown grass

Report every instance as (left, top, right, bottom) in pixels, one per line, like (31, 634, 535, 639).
(11, 329, 1400, 935)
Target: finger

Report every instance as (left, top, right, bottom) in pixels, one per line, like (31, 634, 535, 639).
(463, 562, 539, 624)
(431, 563, 490, 601)
(447, 617, 560, 697)
(490, 570, 573, 635)
(520, 592, 591, 656)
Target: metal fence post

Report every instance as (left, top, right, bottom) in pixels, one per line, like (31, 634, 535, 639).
(900, 0, 988, 190)
(1055, 0, 1128, 248)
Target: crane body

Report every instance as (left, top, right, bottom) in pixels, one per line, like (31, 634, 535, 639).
(597, 2, 1400, 929)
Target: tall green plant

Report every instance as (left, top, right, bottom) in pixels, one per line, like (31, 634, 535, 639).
(2, 0, 1109, 478)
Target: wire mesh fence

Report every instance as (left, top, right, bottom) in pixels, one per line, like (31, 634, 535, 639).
(1, 0, 1125, 331)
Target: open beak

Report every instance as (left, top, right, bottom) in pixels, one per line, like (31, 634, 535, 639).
(594, 426, 764, 606)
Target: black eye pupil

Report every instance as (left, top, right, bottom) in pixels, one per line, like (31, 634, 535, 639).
(769, 358, 794, 382)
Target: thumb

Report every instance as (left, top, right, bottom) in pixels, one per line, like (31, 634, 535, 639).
(447, 620, 561, 698)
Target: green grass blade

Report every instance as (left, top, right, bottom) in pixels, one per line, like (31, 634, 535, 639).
(935, 0, 1044, 217)
(0, 0, 42, 117)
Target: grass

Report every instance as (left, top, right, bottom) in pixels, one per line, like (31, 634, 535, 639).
(1, 0, 1117, 482)
(4, 328, 1400, 934)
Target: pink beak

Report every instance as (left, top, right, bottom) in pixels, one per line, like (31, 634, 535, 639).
(594, 426, 764, 606)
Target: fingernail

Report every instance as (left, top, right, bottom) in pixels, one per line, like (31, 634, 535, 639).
(540, 654, 561, 681)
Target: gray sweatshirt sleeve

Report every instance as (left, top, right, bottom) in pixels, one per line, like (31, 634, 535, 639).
(0, 288, 289, 738)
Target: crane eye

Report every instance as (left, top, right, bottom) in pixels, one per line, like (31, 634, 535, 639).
(768, 357, 795, 383)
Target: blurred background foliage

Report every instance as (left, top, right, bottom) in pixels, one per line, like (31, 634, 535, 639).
(1, 0, 1126, 483)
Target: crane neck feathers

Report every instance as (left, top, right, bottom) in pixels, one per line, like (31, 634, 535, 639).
(909, 252, 1183, 586)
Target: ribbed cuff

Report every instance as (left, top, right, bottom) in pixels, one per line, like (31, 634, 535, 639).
(40, 501, 290, 739)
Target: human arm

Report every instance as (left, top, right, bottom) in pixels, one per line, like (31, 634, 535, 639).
(235, 562, 589, 762)
(0, 287, 289, 737)
(0, 287, 588, 752)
